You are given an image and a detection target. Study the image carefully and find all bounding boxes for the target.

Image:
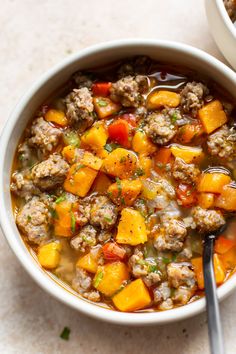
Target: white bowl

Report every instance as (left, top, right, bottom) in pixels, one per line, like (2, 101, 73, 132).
(205, 0, 236, 70)
(1, 39, 236, 325)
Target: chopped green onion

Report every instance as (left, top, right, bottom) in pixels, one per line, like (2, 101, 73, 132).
(60, 327, 71, 340)
(171, 112, 178, 124)
(94, 271, 104, 287)
(97, 99, 108, 107)
(162, 257, 171, 264)
(116, 177, 122, 197)
(70, 212, 76, 233)
(55, 194, 66, 204)
(49, 208, 58, 219)
(27, 215, 32, 222)
(104, 215, 112, 222)
(63, 131, 80, 147)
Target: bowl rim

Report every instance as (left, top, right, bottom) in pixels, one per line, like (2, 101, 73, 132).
(215, 0, 236, 36)
(1, 38, 236, 325)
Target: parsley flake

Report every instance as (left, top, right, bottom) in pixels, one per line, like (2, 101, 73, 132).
(60, 327, 71, 341)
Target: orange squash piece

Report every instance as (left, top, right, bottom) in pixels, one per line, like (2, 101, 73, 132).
(54, 200, 78, 237)
(45, 109, 68, 127)
(197, 173, 231, 193)
(112, 279, 151, 312)
(215, 184, 236, 211)
(192, 254, 226, 290)
(64, 164, 98, 197)
(91, 172, 112, 194)
(197, 193, 215, 209)
(220, 247, 236, 270)
(108, 179, 142, 206)
(215, 236, 235, 255)
(132, 131, 157, 156)
(93, 97, 121, 119)
(102, 148, 138, 179)
(77, 252, 99, 274)
(198, 100, 227, 134)
(93, 262, 129, 297)
(147, 90, 180, 109)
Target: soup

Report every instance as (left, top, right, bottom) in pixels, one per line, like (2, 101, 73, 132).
(11, 56, 236, 312)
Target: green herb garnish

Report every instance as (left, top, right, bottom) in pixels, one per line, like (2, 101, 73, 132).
(116, 177, 122, 197)
(70, 211, 76, 233)
(104, 215, 112, 223)
(27, 215, 32, 222)
(104, 143, 121, 152)
(135, 168, 145, 177)
(97, 99, 108, 107)
(55, 194, 66, 204)
(94, 271, 104, 287)
(162, 257, 171, 264)
(171, 112, 178, 124)
(18, 153, 25, 161)
(49, 208, 58, 219)
(148, 264, 159, 273)
(120, 156, 126, 163)
(60, 327, 71, 341)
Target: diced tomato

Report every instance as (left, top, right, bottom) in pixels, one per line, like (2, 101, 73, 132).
(108, 119, 130, 147)
(215, 236, 235, 255)
(119, 113, 137, 128)
(92, 82, 112, 97)
(176, 184, 197, 207)
(102, 242, 126, 261)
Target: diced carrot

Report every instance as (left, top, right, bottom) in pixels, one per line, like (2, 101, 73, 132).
(176, 184, 197, 207)
(112, 279, 151, 312)
(215, 184, 236, 211)
(192, 254, 226, 290)
(92, 82, 111, 96)
(197, 193, 215, 209)
(197, 173, 231, 193)
(102, 243, 126, 261)
(215, 236, 235, 255)
(93, 97, 121, 119)
(198, 100, 227, 134)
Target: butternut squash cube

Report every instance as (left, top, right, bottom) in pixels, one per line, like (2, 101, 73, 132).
(192, 254, 225, 290)
(108, 179, 142, 206)
(93, 97, 121, 119)
(215, 184, 236, 210)
(77, 252, 98, 274)
(45, 109, 68, 127)
(81, 122, 108, 151)
(116, 208, 147, 245)
(113, 279, 151, 312)
(80, 151, 103, 170)
(197, 173, 231, 193)
(147, 90, 180, 109)
(170, 144, 203, 163)
(54, 200, 78, 237)
(64, 164, 98, 197)
(102, 148, 138, 179)
(197, 193, 215, 209)
(93, 262, 129, 297)
(92, 172, 112, 194)
(38, 241, 62, 269)
(132, 131, 157, 156)
(198, 100, 227, 134)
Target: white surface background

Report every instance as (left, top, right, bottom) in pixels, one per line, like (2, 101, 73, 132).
(0, 0, 235, 353)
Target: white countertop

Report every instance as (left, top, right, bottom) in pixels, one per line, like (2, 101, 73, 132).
(1, 0, 236, 353)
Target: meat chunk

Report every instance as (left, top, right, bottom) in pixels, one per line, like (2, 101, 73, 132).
(28, 117, 62, 155)
(172, 157, 200, 184)
(153, 282, 171, 303)
(180, 81, 209, 117)
(70, 225, 97, 252)
(129, 247, 161, 287)
(192, 206, 225, 233)
(167, 262, 196, 289)
(31, 153, 69, 190)
(207, 125, 236, 160)
(154, 218, 187, 252)
(224, 0, 236, 21)
(172, 287, 194, 305)
(16, 196, 51, 245)
(72, 268, 100, 302)
(90, 196, 118, 229)
(144, 111, 177, 145)
(110, 75, 147, 107)
(65, 87, 94, 129)
(17, 141, 34, 168)
(73, 71, 93, 89)
(11, 171, 41, 200)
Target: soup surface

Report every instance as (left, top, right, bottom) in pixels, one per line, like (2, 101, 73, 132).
(11, 56, 236, 312)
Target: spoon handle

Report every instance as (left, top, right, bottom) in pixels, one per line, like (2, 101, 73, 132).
(203, 234, 225, 354)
